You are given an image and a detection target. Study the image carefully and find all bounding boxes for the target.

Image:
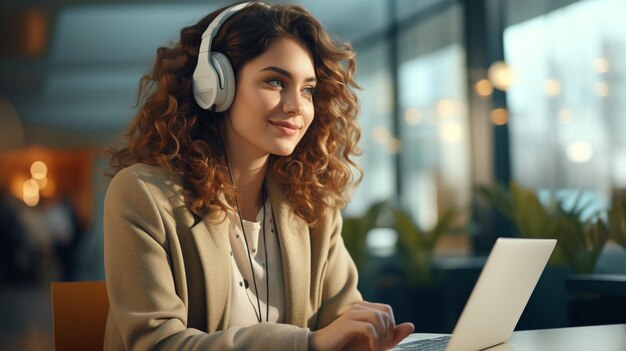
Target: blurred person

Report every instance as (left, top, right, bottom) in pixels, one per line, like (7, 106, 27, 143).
(0, 191, 30, 282)
(42, 196, 82, 281)
(105, 1, 413, 350)
(9, 193, 54, 283)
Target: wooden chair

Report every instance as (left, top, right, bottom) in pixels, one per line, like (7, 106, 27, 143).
(51, 281, 109, 351)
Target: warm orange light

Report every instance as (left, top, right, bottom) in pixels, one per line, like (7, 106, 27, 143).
(40, 177, 56, 198)
(488, 61, 515, 90)
(35, 177, 47, 190)
(475, 79, 493, 97)
(10, 175, 27, 199)
(30, 160, 47, 179)
(23, 192, 40, 207)
(490, 108, 509, 125)
(24, 9, 48, 56)
(23, 179, 39, 197)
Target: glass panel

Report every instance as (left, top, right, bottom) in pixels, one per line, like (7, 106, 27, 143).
(397, 4, 470, 230)
(347, 40, 395, 216)
(504, 0, 626, 210)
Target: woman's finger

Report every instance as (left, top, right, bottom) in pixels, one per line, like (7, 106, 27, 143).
(349, 319, 381, 351)
(343, 309, 388, 350)
(391, 322, 415, 347)
(354, 301, 396, 347)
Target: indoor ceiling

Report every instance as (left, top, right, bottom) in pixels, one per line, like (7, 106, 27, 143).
(0, 0, 441, 148)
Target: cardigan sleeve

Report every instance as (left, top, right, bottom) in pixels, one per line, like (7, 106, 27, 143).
(103, 166, 309, 351)
(311, 208, 363, 330)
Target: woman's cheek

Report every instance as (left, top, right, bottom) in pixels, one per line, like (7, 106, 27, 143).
(257, 89, 281, 110)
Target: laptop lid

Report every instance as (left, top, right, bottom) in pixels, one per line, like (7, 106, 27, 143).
(446, 238, 556, 351)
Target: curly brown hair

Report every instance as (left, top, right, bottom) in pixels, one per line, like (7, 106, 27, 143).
(109, 1, 362, 225)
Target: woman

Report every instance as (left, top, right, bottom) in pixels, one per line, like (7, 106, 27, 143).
(104, 1, 413, 350)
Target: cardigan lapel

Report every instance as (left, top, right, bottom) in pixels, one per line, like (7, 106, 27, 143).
(267, 172, 311, 327)
(187, 172, 312, 329)
(190, 210, 231, 332)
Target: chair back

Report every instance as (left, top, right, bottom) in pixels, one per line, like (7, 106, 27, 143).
(51, 281, 109, 351)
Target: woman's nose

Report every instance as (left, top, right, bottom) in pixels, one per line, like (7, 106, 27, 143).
(281, 89, 304, 116)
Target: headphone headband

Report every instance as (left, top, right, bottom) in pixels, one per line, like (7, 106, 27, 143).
(193, 2, 253, 111)
(199, 2, 252, 54)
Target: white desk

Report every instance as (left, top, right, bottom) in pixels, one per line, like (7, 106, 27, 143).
(398, 324, 626, 351)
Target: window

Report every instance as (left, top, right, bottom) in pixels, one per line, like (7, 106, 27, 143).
(348, 40, 395, 216)
(504, 0, 626, 213)
(397, 4, 470, 230)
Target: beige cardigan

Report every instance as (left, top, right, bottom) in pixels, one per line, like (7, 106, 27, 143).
(103, 163, 362, 350)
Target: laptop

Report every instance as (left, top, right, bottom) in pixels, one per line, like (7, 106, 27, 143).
(393, 238, 557, 351)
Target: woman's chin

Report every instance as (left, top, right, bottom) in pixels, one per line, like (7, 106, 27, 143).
(270, 145, 297, 157)
(271, 150, 296, 157)
(265, 139, 302, 156)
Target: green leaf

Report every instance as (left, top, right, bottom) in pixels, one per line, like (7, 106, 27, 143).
(478, 183, 513, 221)
(510, 182, 554, 239)
(478, 182, 613, 273)
(608, 199, 626, 250)
(341, 201, 387, 272)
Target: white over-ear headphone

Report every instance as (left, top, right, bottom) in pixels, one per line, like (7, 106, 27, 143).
(192, 2, 252, 112)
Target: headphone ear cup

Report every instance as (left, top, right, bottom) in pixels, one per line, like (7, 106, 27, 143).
(209, 52, 236, 112)
(192, 51, 219, 110)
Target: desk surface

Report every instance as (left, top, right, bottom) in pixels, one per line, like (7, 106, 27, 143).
(399, 324, 626, 351)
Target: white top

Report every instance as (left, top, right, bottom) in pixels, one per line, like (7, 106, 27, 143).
(227, 198, 285, 327)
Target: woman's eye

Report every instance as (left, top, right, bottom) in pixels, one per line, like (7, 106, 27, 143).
(267, 79, 284, 88)
(303, 87, 316, 96)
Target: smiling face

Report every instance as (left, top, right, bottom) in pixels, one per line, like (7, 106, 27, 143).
(223, 37, 317, 161)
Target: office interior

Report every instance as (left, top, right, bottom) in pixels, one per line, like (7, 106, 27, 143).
(1, 0, 625, 350)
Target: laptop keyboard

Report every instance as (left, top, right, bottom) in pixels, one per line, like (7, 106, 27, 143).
(394, 336, 451, 351)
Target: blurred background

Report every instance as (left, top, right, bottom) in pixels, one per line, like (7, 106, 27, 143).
(1, 0, 626, 349)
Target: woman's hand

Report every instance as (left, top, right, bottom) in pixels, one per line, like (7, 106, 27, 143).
(309, 301, 414, 351)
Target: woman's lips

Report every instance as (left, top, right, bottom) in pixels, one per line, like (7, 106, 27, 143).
(269, 120, 300, 136)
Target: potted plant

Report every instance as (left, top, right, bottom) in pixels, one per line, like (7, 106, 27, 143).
(608, 198, 626, 250)
(342, 201, 462, 332)
(478, 182, 610, 274)
(341, 201, 385, 274)
(478, 182, 626, 327)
